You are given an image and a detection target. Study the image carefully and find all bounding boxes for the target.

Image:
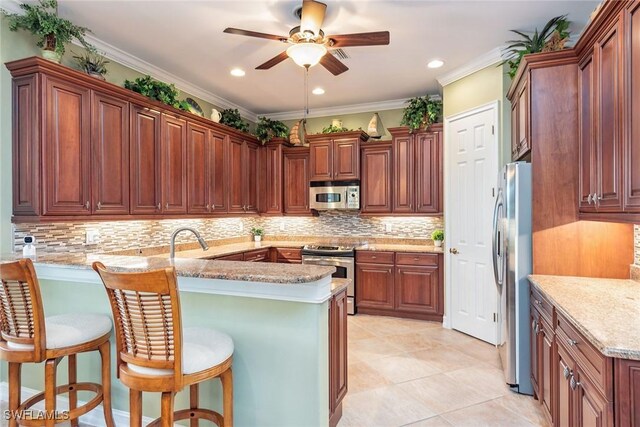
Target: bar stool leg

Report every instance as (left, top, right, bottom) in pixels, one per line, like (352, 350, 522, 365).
(160, 392, 175, 427)
(221, 368, 233, 427)
(44, 358, 58, 427)
(190, 384, 199, 427)
(130, 389, 143, 427)
(99, 340, 115, 427)
(8, 362, 21, 427)
(68, 354, 79, 427)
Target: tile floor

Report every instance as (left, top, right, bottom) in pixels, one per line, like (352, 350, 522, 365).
(338, 314, 548, 427)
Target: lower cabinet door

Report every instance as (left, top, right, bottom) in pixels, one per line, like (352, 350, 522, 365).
(530, 307, 541, 398)
(540, 319, 554, 421)
(329, 289, 348, 421)
(557, 342, 575, 427)
(355, 263, 394, 310)
(394, 265, 439, 314)
(575, 367, 613, 427)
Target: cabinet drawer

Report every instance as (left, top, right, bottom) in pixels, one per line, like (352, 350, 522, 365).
(356, 251, 394, 265)
(395, 252, 438, 266)
(531, 286, 554, 324)
(276, 248, 302, 261)
(556, 312, 612, 398)
(244, 248, 270, 262)
(215, 252, 244, 261)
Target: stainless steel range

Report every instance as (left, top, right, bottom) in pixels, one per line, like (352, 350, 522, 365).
(301, 244, 357, 315)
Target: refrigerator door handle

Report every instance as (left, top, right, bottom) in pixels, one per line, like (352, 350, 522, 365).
(492, 190, 504, 288)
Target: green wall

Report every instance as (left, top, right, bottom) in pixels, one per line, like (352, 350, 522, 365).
(442, 64, 512, 165)
(283, 107, 405, 141)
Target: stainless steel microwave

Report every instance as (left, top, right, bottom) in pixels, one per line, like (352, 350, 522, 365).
(309, 181, 360, 210)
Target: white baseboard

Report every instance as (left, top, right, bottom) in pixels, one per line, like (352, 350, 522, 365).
(0, 382, 154, 426)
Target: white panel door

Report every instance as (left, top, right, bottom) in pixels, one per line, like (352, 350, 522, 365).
(446, 103, 499, 345)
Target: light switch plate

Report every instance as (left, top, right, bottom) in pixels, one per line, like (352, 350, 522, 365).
(86, 229, 100, 245)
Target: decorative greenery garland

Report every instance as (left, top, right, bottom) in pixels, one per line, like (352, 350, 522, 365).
(220, 109, 250, 133)
(124, 76, 190, 112)
(255, 117, 289, 144)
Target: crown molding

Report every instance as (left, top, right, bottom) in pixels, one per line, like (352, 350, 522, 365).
(436, 46, 504, 87)
(263, 98, 412, 121)
(1, 0, 258, 122)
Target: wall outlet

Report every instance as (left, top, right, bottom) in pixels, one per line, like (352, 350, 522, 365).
(86, 229, 100, 245)
(385, 223, 393, 232)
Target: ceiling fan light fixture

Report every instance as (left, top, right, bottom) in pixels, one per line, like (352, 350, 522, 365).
(287, 43, 327, 68)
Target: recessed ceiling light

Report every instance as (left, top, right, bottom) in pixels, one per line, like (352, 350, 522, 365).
(312, 87, 325, 95)
(427, 59, 444, 69)
(230, 68, 246, 77)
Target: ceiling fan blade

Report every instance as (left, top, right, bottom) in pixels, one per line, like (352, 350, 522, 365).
(256, 51, 290, 70)
(300, 0, 327, 36)
(223, 28, 288, 43)
(328, 31, 390, 47)
(320, 53, 348, 76)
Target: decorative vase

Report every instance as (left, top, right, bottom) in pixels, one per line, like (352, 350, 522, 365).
(88, 72, 106, 81)
(434, 240, 443, 248)
(41, 49, 62, 63)
(332, 119, 343, 128)
(211, 109, 221, 123)
(254, 235, 262, 242)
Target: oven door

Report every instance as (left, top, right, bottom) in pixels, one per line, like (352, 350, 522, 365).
(302, 255, 355, 314)
(309, 186, 347, 210)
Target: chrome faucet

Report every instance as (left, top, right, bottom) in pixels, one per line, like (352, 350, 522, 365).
(170, 227, 209, 259)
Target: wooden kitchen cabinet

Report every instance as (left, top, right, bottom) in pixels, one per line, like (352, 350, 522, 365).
(624, 0, 640, 212)
(361, 143, 392, 213)
(388, 126, 443, 215)
(229, 137, 259, 214)
(42, 75, 92, 215)
(161, 114, 188, 214)
(91, 91, 129, 215)
(356, 251, 443, 321)
(578, 52, 597, 212)
(615, 359, 640, 426)
(307, 131, 367, 182)
(329, 287, 348, 427)
(510, 81, 530, 160)
(531, 306, 541, 399)
(283, 147, 311, 215)
(130, 104, 162, 215)
(262, 139, 292, 215)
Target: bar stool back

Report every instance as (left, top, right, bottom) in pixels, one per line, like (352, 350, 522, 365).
(92, 262, 233, 427)
(0, 258, 114, 427)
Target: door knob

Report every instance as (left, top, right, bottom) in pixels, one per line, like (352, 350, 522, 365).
(449, 248, 459, 254)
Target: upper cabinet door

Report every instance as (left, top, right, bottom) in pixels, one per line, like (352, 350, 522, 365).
(161, 114, 187, 214)
(415, 132, 441, 213)
(91, 91, 129, 215)
(361, 145, 392, 213)
(130, 104, 162, 215)
(393, 135, 414, 212)
(187, 122, 210, 214)
(579, 53, 598, 212)
(595, 18, 623, 210)
(624, 2, 640, 211)
(43, 76, 92, 215)
(309, 139, 333, 181)
(244, 141, 259, 212)
(517, 82, 530, 159)
(283, 149, 310, 215)
(228, 137, 245, 213)
(333, 138, 360, 180)
(210, 130, 229, 213)
(264, 143, 283, 214)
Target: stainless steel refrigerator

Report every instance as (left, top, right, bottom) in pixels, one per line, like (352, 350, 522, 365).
(492, 162, 533, 395)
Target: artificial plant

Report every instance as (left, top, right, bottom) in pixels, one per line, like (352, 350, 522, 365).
(73, 50, 109, 78)
(400, 96, 443, 132)
(220, 109, 250, 133)
(321, 124, 352, 134)
(255, 117, 289, 144)
(2, 0, 93, 57)
(124, 75, 190, 111)
(501, 15, 571, 79)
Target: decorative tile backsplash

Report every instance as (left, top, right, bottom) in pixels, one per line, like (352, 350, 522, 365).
(12, 212, 443, 254)
(635, 225, 640, 265)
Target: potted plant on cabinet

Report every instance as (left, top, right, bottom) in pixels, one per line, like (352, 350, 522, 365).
(73, 50, 109, 80)
(401, 96, 443, 132)
(124, 75, 191, 112)
(220, 108, 250, 133)
(431, 229, 444, 248)
(2, 0, 94, 63)
(255, 117, 289, 144)
(251, 227, 264, 243)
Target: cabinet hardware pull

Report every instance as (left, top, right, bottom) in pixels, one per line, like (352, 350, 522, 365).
(85, 201, 90, 209)
(567, 339, 577, 346)
(570, 376, 581, 390)
(157, 203, 161, 211)
(587, 194, 593, 205)
(97, 202, 102, 210)
(535, 300, 542, 305)
(563, 366, 571, 379)
(165, 203, 169, 210)
(532, 319, 536, 332)
(206, 204, 211, 212)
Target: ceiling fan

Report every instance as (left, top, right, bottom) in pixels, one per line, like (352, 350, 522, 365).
(223, 0, 390, 76)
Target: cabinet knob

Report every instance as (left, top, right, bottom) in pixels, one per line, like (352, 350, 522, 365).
(587, 194, 593, 205)
(534, 300, 542, 306)
(85, 201, 90, 209)
(570, 376, 581, 390)
(449, 248, 459, 255)
(563, 366, 571, 379)
(206, 204, 211, 212)
(165, 203, 169, 210)
(157, 203, 161, 211)
(97, 202, 102, 210)
(567, 338, 577, 347)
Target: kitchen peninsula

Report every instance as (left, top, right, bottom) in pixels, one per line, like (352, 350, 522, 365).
(0, 250, 343, 427)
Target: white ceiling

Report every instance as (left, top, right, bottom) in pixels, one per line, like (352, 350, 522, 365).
(53, 0, 599, 117)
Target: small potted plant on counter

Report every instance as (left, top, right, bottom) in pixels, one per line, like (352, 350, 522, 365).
(2, 0, 94, 63)
(431, 229, 444, 248)
(73, 50, 109, 80)
(251, 227, 264, 243)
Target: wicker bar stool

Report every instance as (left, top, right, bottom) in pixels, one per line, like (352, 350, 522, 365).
(92, 262, 234, 427)
(0, 259, 114, 427)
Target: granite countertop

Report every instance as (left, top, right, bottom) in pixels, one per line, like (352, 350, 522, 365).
(331, 278, 350, 295)
(0, 253, 335, 285)
(528, 274, 640, 360)
(164, 241, 307, 260)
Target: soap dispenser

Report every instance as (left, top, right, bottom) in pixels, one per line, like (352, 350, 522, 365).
(22, 235, 36, 259)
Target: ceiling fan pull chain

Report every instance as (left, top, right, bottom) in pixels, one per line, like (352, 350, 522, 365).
(304, 66, 310, 119)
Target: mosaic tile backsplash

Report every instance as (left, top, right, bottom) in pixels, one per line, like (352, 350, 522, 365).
(635, 225, 640, 265)
(12, 212, 443, 254)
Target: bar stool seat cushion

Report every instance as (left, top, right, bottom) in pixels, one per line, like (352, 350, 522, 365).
(127, 327, 234, 376)
(46, 313, 112, 349)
